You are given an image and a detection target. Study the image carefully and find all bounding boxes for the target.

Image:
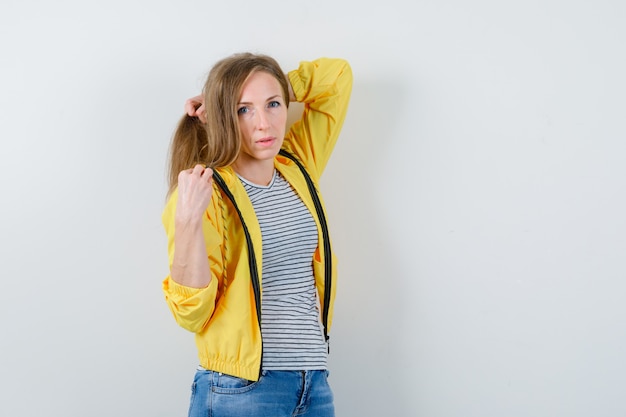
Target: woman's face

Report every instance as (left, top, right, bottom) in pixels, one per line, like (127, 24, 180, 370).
(236, 71, 287, 165)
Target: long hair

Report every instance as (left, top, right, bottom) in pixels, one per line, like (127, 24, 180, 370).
(166, 53, 289, 197)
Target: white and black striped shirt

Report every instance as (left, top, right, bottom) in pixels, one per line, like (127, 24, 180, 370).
(239, 170, 328, 370)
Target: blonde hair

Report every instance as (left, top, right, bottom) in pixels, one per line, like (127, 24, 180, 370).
(166, 53, 289, 196)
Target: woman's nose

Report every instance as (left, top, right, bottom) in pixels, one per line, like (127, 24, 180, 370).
(254, 109, 270, 129)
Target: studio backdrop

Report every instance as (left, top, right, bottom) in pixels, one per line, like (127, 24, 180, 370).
(1, 1, 625, 416)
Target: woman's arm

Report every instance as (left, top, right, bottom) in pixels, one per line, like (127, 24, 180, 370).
(162, 165, 221, 333)
(283, 58, 353, 177)
(170, 164, 214, 288)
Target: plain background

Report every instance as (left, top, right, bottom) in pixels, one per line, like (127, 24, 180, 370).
(1, 1, 625, 416)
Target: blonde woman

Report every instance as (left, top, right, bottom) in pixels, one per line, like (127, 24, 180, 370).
(163, 53, 352, 416)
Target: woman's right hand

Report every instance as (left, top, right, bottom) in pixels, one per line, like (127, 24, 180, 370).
(175, 164, 214, 224)
(185, 94, 207, 124)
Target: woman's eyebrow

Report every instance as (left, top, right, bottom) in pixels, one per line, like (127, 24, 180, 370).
(238, 95, 282, 105)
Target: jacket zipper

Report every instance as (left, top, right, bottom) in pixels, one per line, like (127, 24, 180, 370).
(212, 171, 264, 378)
(279, 150, 333, 349)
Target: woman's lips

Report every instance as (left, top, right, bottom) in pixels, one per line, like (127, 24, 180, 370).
(256, 137, 275, 146)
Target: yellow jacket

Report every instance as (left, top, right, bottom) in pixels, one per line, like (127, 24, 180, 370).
(162, 58, 352, 381)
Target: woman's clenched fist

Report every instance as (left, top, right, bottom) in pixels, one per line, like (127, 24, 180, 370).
(175, 164, 213, 224)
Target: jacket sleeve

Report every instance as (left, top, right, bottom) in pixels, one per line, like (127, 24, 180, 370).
(284, 58, 353, 180)
(161, 188, 224, 333)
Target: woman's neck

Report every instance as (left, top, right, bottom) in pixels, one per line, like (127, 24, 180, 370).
(231, 156, 275, 186)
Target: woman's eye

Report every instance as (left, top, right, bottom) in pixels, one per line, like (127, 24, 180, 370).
(237, 107, 249, 115)
(268, 101, 280, 108)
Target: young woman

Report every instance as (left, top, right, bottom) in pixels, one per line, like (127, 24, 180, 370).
(162, 53, 352, 416)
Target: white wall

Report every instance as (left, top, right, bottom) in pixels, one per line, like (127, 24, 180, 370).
(1, 1, 625, 416)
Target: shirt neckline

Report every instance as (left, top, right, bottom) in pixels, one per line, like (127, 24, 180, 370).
(237, 169, 278, 189)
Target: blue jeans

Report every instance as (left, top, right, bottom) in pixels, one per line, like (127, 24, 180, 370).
(188, 369, 335, 417)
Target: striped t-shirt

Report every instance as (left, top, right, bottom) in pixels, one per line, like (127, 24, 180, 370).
(239, 170, 328, 370)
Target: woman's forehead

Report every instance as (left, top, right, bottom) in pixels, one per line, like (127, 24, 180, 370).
(239, 71, 283, 101)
